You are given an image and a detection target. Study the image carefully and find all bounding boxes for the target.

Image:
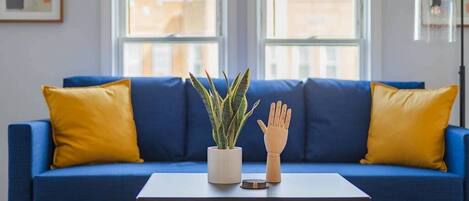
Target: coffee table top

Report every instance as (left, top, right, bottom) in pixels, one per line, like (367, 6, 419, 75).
(137, 173, 370, 201)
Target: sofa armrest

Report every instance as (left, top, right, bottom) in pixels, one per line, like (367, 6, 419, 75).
(445, 125, 469, 176)
(8, 120, 53, 201)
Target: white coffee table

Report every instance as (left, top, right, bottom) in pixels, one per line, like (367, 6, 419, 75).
(137, 173, 370, 201)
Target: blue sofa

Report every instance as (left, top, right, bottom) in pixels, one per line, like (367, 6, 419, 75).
(8, 76, 469, 201)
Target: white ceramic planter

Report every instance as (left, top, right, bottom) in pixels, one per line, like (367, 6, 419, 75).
(207, 146, 242, 184)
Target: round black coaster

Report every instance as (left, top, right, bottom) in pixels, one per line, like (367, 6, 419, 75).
(240, 179, 269, 189)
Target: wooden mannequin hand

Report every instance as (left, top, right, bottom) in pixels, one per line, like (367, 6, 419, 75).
(257, 101, 292, 183)
(257, 101, 292, 155)
(263, 127, 288, 155)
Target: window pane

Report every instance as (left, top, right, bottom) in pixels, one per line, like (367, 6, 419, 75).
(265, 46, 359, 80)
(266, 0, 357, 39)
(127, 0, 217, 37)
(124, 43, 219, 77)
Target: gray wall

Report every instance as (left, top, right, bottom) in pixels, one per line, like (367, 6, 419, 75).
(0, 1, 101, 201)
(0, 1, 468, 201)
(381, 0, 468, 124)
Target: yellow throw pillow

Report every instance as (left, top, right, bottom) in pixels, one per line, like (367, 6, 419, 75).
(360, 82, 457, 171)
(42, 79, 143, 168)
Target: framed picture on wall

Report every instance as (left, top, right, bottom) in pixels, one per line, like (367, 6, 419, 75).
(0, 0, 63, 22)
(420, 0, 469, 27)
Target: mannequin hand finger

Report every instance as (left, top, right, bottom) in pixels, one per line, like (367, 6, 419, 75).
(280, 104, 287, 127)
(274, 101, 282, 126)
(268, 102, 275, 127)
(257, 120, 267, 133)
(284, 108, 292, 129)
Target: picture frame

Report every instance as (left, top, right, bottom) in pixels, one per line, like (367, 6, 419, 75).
(0, 0, 63, 23)
(421, 0, 469, 27)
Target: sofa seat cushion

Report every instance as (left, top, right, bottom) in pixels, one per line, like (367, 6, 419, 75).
(186, 79, 305, 162)
(34, 163, 462, 201)
(63, 76, 186, 161)
(34, 162, 207, 201)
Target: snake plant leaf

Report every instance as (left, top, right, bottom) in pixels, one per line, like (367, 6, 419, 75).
(232, 116, 247, 149)
(245, 99, 261, 119)
(232, 109, 248, 148)
(236, 96, 248, 120)
(208, 91, 221, 128)
(229, 73, 241, 97)
(206, 71, 222, 105)
(210, 92, 222, 122)
(231, 99, 260, 147)
(206, 72, 223, 121)
(222, 97, 233, 135)
(218, 124, 227, 149)
(231, 73, 241, 88)
(189, 73, 218, 129)
(232, 69, 250, 113)
(233, 97, 247, 130)
(226, 114, 238, 149)
(226, 72, 239, 115)
(218, 125, 228, 149)
(223, 71, 231, 95)
(212, 129, 220, 149)
(228, 97, 247, 148)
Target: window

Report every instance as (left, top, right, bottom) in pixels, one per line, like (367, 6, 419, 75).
(320, 47, 339, 78)
(261, 0, 362, 80)
(115, 0, 366, 79)
(298, 48, 310, 80)
(119, 0, 222, 77)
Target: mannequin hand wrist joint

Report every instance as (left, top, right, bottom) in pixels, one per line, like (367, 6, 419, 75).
(267, 153, 280, 158)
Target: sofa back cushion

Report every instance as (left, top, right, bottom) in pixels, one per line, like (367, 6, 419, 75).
(186, 79, 305, 162)
(304, 78, 425, 162)
(63, 76, 186, 161)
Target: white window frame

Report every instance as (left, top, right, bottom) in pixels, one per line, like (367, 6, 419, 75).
(103, 0, 378, 80)
(113, 0, 227, 77)
(255, 0, 368, 80)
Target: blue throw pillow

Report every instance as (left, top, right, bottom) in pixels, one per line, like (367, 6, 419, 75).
(186, 79, 305, 162)
(63, 76, 186, 162)
(304, 78, 425, 162)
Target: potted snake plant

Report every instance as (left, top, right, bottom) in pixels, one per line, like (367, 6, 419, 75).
(190, 69, 259, 184)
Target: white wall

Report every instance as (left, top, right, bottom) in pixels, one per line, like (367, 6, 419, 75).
(0, 1, 101, 201)
(380, 0, 467, 125)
